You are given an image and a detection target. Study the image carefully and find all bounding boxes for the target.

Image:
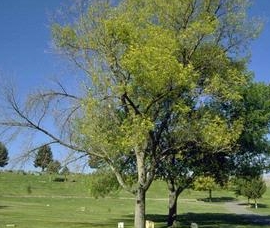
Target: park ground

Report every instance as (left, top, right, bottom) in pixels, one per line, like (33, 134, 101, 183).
(0, 172, 270, 228)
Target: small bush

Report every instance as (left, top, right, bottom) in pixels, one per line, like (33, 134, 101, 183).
(53, 177, 66, 182)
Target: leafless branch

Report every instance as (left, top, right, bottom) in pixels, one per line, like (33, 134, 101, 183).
(0, 79, 107, 165)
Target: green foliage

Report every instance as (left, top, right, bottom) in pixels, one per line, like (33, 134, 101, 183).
(232, 83, 270, 177)
(61, 0, 259, 191)
(194, 176, 218, 192)
(233, 177, 267, 207)
(34, 145, 53, 172)
(51, 25, 78, 50)
(240, 83, 270, 152)
(50, 0, 265, 226)
(194, 176, 218, 201)
(0, 141, 8, 167)
(89, 170, 120, 198)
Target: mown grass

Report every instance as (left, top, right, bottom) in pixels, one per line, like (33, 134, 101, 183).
(0, 172, 90, 197)
(0, 172, 270, 228)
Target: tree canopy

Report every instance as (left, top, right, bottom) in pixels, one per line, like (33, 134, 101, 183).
(34, 145, 53, 172)
(0, 1, 268, 228)
(193, 176, 218, 202)
(233, 177, 267, 209)
(52, 1, 262, 227)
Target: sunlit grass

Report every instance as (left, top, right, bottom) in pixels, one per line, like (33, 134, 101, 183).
(0, 172, 269, 228)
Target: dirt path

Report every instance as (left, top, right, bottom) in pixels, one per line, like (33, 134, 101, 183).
(225, 201, 270, 226)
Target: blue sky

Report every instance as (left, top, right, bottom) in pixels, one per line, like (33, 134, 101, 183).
(0, 0, 64, 93)
(0, 0, 269, 87)
(0, 0, 269, 171)
(249, 0, 270, 83)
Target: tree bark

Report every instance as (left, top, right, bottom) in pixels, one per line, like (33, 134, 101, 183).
(134, 186, 146, 228)
(209, 189, 212, 202)
(166, 175, 195, 227)
(134, 149, 147, 228)
(167, 189, 178, 227)
(167, 177, 183, 227)
(255, 199, 258, 209)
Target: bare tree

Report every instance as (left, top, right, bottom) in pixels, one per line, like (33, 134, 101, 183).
(0, 77, 88, 165)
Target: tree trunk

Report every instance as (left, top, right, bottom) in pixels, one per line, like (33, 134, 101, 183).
(134, 186, 146, 228)
(167, 189, 178, 227)
(255, 199, 258, 209)
(167, 177, 184, 227)
(209, 189, 212, 202)
(134, 149, 147, 228)
(166, 175, 194, 227)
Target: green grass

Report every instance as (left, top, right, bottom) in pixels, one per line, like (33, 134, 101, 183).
(0, 172, 270, 228)
(0, 172, 90, 196)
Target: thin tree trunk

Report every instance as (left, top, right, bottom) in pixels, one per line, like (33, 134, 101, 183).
(134, 149, 147, 228)
(134, 186, 146, 228)
(209, 189, 212, 202)
(167, 189, 178, 227)
(167, 177, 183, 227)
(255, 199, 258, 209)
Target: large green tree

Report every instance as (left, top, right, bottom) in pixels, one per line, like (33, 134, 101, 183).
(34, 145, 53, 172)
(52, 1, 259, 227)
(158, 80, 270, 226)
(0, 142, 8, 167)
(137, 0, 265, 226)
(0, 1, 266, 228)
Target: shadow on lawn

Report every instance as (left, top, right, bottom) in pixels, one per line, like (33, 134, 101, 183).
(0, 205, 9, 209)
(197, 197, 236, 203)
(143, 212, 270, 227)
(238, 203, 269, 209)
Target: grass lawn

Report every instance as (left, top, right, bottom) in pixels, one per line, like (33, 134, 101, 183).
(0, 172, 270, 228)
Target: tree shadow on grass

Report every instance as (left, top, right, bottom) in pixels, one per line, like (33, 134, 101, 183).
(238, 203, 269, 209)
(197, 197, 236, 203)
(251, 203, 269, 209)
(143, 213, 270, 228)
(0, 205, 9, 209)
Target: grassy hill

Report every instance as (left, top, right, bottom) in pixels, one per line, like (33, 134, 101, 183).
(0, 171, 270, 228)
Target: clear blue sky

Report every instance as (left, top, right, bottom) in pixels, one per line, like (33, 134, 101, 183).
(0, 0, 65, 93)
(249, 0, 270, 83)
(0, 0, 269, 171)
(0, 0, 269, 87)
